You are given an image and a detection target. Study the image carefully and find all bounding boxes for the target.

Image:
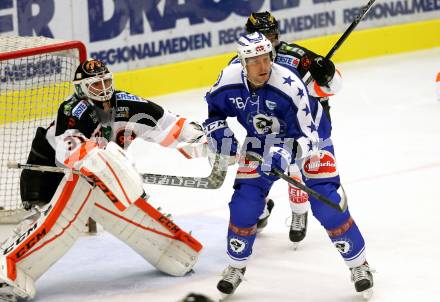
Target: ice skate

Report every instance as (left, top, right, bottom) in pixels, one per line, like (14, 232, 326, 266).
(350, 262, 374, 300)
(0, 283, 17, 302)
(217, 265, 246, 299)
(257, 199, 274, 232)
(289, 211, 308, 249)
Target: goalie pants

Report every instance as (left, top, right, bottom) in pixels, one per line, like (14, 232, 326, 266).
(20, 127, 63, 209)
(226, 142, 366, 269)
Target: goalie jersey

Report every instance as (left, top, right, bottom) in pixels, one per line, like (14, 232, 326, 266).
(20, 90, 202, 207)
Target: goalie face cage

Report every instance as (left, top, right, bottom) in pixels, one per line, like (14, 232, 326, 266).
(0, 36, 87, 223)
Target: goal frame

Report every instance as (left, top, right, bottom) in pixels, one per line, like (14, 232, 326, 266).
(0, 38, 87, 223)
(0, 40, 87, 63)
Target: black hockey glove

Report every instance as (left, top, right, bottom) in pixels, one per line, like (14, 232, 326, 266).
(309, 56, 336, 87)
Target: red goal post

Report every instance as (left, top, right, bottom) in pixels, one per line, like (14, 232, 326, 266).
(0, 36, 87, 223)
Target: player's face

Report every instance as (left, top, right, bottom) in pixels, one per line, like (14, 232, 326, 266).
(88, 78, 112, 97)
(246, 53, 272, 87)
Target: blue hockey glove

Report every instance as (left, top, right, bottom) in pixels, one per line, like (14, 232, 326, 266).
(202, 118, 238, 157)
(259, 146, 292, 181)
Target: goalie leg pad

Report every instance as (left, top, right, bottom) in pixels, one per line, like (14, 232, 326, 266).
(80, 142, 144, 212)
(0, 263, 35, 300)
(90, 195, 202, 277)
(0, 174, 95, 299)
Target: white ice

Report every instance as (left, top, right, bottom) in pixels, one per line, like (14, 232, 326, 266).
(1, 48, 440, 302)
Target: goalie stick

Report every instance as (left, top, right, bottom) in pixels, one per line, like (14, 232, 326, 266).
(141, 154, 228, 189)
(7, 154, 228, 190)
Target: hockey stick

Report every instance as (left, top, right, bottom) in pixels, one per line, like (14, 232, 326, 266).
(304, 0, 376, 85)
(7, 161, 79, 174)
(141, 154, 228, 189)
(247, 154, 347, 212)
(7, 153, 228, 190)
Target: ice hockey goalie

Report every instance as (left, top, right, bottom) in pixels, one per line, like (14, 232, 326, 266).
(0, 59, 204, 301)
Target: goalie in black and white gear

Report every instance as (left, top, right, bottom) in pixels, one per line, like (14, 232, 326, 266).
(1, 59, 205, 301)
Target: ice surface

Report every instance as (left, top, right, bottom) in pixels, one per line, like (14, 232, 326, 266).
(1, 48, 440, 301)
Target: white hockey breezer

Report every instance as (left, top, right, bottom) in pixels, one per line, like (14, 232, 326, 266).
(0, 142, 202, 301)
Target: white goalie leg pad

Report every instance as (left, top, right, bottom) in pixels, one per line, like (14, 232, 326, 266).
(80, 142, 144, 212)
(0, 174, 95, 299)
(91, 194, 203, 277)
(0, 260, 35, 300)
(288, 165, 310, 214)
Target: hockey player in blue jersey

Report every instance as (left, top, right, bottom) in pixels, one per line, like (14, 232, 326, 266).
(203, 32, 373, 299)
(231, 11, 343, 245)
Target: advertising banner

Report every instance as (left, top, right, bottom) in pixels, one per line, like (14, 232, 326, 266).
(0, 0, 439, 71)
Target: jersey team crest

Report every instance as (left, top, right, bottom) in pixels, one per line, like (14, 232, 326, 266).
(248, 112, 284, 136)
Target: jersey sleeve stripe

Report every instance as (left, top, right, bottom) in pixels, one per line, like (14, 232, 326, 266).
(160, 117, 186, 147)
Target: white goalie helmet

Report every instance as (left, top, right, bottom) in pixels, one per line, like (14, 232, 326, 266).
(73, 59, 114, 102)
(237, 32, 275, 74)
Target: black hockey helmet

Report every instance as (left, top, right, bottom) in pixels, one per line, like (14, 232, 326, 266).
(245, 11, 280, 42)
(73, 58, 114, 102)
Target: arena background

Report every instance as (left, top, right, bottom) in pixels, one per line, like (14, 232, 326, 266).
(0, 0, 439, 97)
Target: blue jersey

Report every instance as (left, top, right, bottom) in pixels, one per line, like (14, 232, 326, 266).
(205, 62, 322, 156)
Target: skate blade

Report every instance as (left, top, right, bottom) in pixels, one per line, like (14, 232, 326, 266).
(291, 242, 300, 250)
(219, 292, 231, 301)
(361, 288, 373, 300)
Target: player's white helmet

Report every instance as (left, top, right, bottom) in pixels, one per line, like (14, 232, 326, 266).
(237, 32, 275, 74)
(73, 59, 114, 102)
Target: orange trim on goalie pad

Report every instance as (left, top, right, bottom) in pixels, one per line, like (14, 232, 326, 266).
(6, 175, 92, 280)
(327, 217, 354, 238)
(160, 117, 186, 147)
(80, 167, 127, 211)
(64, 141, 99, 169)
(97, 152, 131, 205)
(94, 200, 202, 252)
(134, 198, 202, 252)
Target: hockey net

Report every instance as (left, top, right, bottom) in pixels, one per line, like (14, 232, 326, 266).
(0, 36, 87, 223)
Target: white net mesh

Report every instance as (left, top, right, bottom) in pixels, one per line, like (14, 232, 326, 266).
(0, 36, 85, 220)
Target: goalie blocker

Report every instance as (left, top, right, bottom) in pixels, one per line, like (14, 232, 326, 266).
(0, 142, 202, 300)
